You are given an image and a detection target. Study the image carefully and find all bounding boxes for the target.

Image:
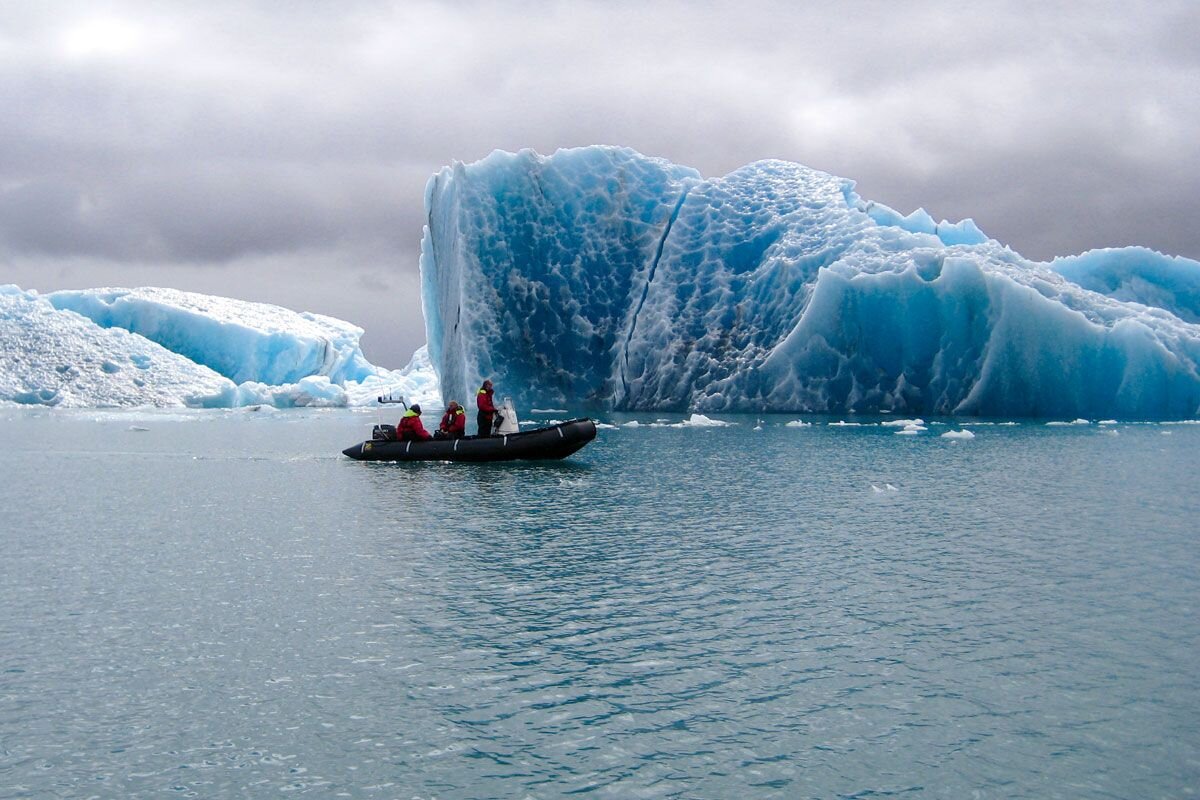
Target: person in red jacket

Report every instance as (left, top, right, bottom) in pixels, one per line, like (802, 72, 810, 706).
(397, 404, 432, 441)
(438, 401, 466, 439)
(475, 379, 497, 437)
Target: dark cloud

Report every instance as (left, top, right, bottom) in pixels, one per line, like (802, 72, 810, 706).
(1, 0, 1197, 368)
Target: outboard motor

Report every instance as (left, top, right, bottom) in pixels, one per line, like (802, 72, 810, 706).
(495, 397, 521, 434)
(373, 393, 406, 441)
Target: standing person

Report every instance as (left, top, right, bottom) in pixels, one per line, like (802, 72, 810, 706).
(397, 404, 432, 441)
(438, 401, 466, 439)
(476, 379, 497, 437)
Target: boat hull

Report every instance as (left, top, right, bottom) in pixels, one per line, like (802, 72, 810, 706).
(342, 418, 597, 462)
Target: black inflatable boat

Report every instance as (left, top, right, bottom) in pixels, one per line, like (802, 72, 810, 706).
(342, 418, 597, 462)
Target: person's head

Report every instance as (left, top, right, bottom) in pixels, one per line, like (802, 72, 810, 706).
(482, 379, 492, 390)
(410, 404, 421, 415)
(447, 400, 459, 411)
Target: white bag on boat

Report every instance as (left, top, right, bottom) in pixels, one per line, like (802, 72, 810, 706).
(496, 397, 520, 434)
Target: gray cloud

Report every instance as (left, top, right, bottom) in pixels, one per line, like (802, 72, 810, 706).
(1, 0, 1197, 367)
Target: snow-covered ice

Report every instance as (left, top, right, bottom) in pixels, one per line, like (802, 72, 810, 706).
(1, 285, 438, 409)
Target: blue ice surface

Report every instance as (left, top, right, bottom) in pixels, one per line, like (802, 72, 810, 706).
(422, 146, 1200, 419)
(46, 287, 375, 385)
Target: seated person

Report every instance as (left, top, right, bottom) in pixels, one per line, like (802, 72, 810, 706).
(437, 400, 466, 439)
(396, 404, 432, 441)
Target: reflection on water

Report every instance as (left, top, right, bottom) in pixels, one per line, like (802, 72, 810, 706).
(1, 409, 1198, 798)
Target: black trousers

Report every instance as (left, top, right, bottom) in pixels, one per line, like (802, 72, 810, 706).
(477, 411, 495, 437)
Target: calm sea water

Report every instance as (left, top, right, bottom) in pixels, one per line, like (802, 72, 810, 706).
(1, 408, 1197, 799)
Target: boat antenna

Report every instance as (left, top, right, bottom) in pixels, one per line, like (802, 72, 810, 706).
(376, 393, 408, 427)
(377, 393, 408, 409)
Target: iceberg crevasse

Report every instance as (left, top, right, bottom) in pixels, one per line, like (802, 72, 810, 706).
(422, 146, 1200, 419)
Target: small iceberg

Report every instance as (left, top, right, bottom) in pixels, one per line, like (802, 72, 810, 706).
(671, 413, 733, 428)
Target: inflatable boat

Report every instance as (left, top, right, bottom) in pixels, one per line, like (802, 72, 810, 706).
(342, 418, 597, 462)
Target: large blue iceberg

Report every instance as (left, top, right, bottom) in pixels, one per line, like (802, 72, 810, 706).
(422, 147, 1200, 418)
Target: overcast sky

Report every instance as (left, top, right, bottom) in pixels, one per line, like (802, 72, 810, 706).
(2, 1, 1197, 367)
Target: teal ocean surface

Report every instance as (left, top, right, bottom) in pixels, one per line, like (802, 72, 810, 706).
(1, 409, 1197, 798)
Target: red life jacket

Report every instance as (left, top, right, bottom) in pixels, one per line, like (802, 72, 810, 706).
(397, 410, 432, 441)
(476, 387, 496, 413)
(440, 407, 466, 436)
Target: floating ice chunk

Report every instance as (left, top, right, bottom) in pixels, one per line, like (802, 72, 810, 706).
(671, 413, 733, 428)
(785, 420, 813, 427)
(531, 408, 568, 413)
(1046, 419, 1092, 426)
(871, 483, 901, 493)
(829, 421, 866, 427)
(0, 285, 440, 409)
(1098, 419, 1118, 425)
(941, 429, 976, 439)
(881, 418, 925, 427)
(622, 420, 642, 427)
